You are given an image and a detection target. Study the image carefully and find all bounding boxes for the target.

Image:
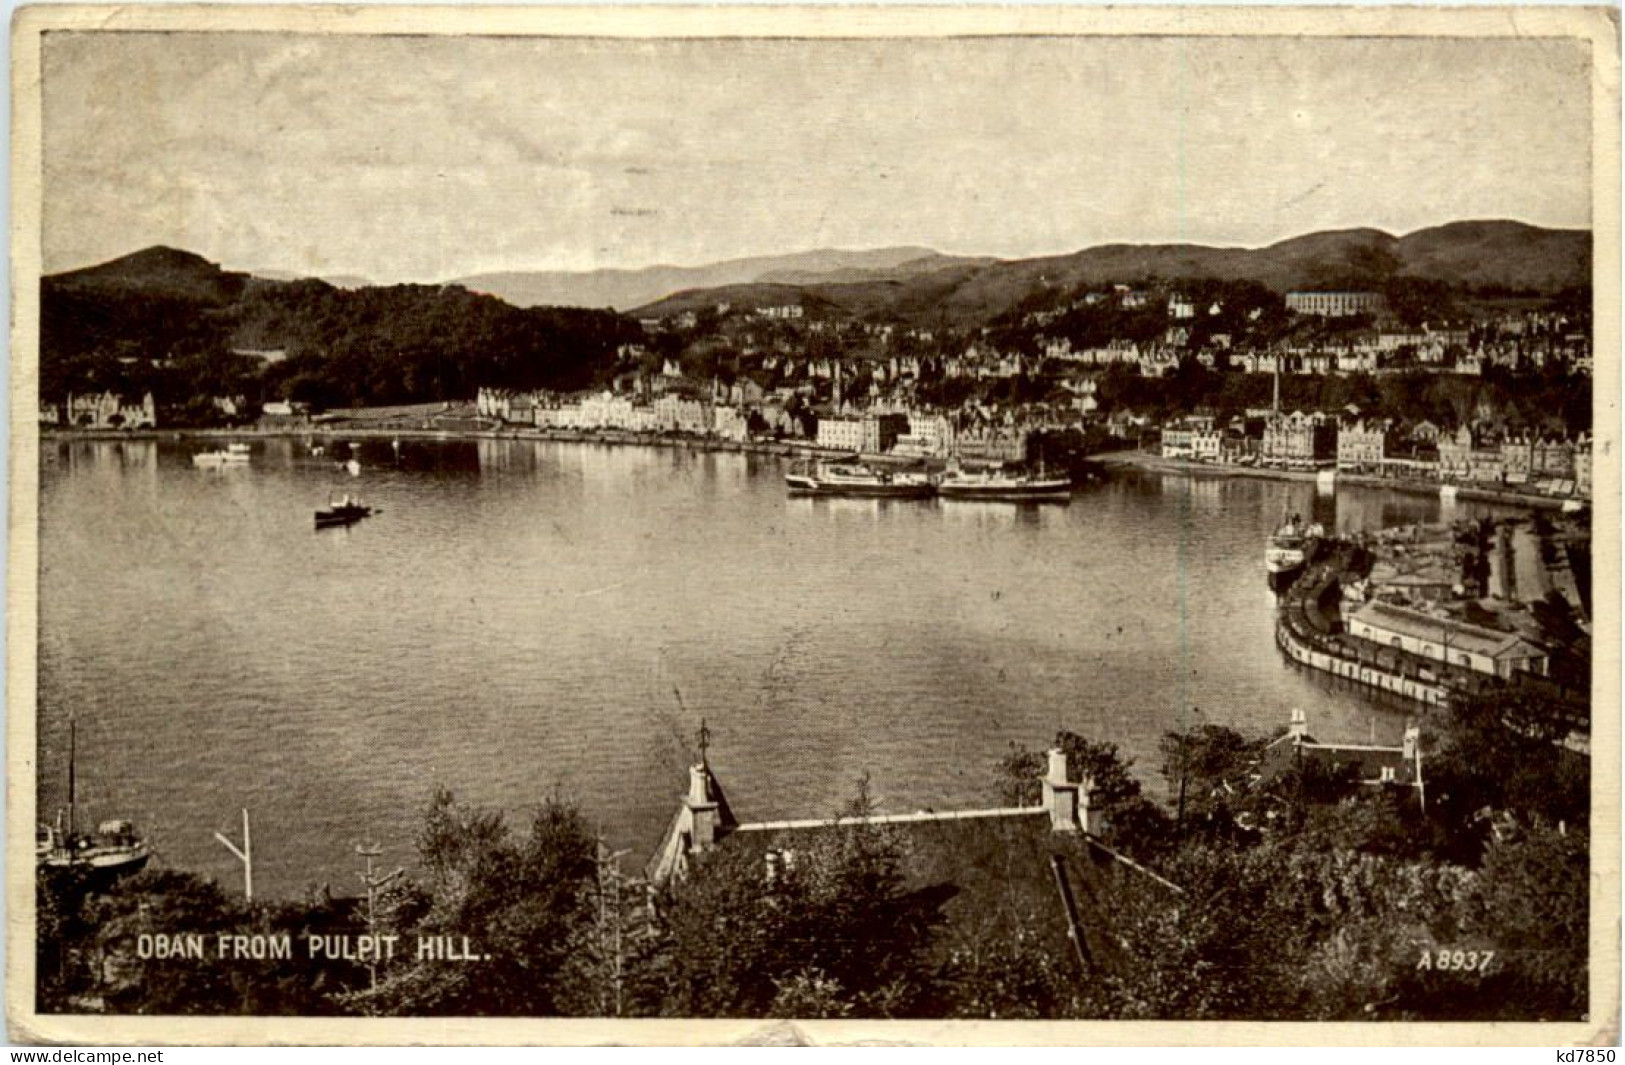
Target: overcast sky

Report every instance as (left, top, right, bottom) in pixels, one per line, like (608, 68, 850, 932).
(42, 32, 1593, 283)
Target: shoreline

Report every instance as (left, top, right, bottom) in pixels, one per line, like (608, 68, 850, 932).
(41, 424, 860, 462)
(38, 429, 1588, 511)
(1095, 449, 1575, 511)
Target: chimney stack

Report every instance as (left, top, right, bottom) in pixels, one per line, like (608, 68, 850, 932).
(1288, 707, 1308, 740)
(1041, 748, 1080, 832)
(685, 764, 720, 852)
(1402, 722, 1420, 763)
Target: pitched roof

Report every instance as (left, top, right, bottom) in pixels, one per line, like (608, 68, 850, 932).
(1259, 731, 1420, 787)
(710, 808, 1170, 976)
(1352, 601, 1546, 661)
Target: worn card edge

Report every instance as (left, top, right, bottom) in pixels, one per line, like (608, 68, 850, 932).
(4, 3, 1619, 1046)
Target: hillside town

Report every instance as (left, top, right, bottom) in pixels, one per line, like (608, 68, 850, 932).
(442, 282, 1591, 502)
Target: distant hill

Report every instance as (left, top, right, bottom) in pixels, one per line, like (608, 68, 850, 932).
(40, 247, 641, 413)
(453, 247, 978, 311)
(252, 267, 373, 290)
(51, 246, 250, 305)
(625, 283, 853, 321)
(1393, 220, 1591, 293)
(756, 253, 999, 286)
(633, 221, 1589, 327)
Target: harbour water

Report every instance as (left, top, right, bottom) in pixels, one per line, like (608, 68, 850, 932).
(38, 437, 1523, 898)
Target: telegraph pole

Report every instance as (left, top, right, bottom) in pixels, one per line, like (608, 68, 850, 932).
(213, 808, 253, 901)
(594, 837, 636, 1017)
(356, 841, 403, 991)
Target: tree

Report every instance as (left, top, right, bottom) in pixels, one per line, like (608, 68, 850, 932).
(1385, 276, 1459, 328)
(641, 779, 944, 1018)
(38, 868, 366, 1016)
(1157, 723, 1262, 838)
(1425, 688, 1590, 861)
(345, 788, 599, 1016)
(1457, 821, 1587, 1019)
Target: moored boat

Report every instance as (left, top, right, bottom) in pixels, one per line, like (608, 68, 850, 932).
(1266, 512, 1323, 576)
(37, 819, 151, 876)
(315, 494, 376, 528)
(193, 445, 251, 468)
(785, 461, 935, 498)
(937, 464, 1071, 503)
(38, 719, 150, 879)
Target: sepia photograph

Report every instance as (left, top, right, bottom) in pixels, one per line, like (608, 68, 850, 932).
(8, 4, 1619, 1045)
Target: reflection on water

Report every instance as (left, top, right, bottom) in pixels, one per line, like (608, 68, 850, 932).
(39, 441, 1527, 897)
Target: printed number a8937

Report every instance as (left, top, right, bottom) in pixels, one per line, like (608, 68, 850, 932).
(1417, 949, 1494, 973)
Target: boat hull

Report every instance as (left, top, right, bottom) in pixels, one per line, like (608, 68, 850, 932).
(938, 480, 1071, 502)
(38, 844, 151, 879)
(315, 506, 374, 528)
(786, 479, 935, 499)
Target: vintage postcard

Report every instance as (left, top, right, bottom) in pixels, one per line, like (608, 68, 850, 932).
(7, 3, 1619, 1046)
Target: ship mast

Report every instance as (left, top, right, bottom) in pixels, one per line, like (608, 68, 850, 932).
(67, 716, 76, 839)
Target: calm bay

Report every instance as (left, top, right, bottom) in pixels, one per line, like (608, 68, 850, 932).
(39, 437, 1520, 898)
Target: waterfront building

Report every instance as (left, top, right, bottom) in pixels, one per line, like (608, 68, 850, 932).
(654, 394, 713, 435)
(954, 427, 1030, 463)
(1286, 291, 1386, 317)
(67, 391, 156, 430)
(1348, 600, 1548, 679)
(712, 406, 749, 442)
(1337, 418, 1391, 473)
(1160, 425, 1194, 459)
(1261, 411, 1336, 469)
(1191, 426, 1222, 461)
(477, 387, 544, 424)
(534, 402, 575, 429)
(39, 402, 60, 425)
(1258, 710, 1424, 798)
(1575, 433, 1593, 498)
(1533, 436, 1576, 480)
(814, 413, 908, 454)
(760, 403, 806, 439)
(1438, 426, 1478, 481)
(897, 412, 955, 458)
(1160, 416, 1220, 461)
(572, 391, 658, 432)
(1380, 450, 1439, 481)
(1500, 436, 1535, 484)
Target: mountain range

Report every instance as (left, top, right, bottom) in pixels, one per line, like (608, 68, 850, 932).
(451, 247, 993, 313)
(626, 221, 1591, 327)
(50, 219, 1589, 332)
